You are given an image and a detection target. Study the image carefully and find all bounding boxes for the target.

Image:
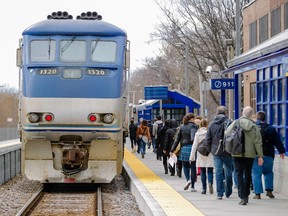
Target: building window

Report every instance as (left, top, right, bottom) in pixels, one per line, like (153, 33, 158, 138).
(285, 3, 288, 30)
(259, 14, 268, 43)
(250, 82, 256, 113)
(271, 7, 281, 37)
(249, 20, 257, 48)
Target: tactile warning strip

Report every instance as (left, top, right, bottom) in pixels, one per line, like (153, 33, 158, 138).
(124, 148, 204, 216)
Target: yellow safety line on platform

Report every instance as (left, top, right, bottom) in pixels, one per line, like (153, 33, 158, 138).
(124, 148, 204, 216)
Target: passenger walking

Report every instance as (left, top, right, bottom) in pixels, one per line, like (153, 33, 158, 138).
(172, 113, 198, 192)
(163, 119, 178, 176)
(170, 122, 183, 178)
(252, 111, 285, 199)
(128, 118, 138, 152)
(147, 120, 153, 149)
(151, 118, 157, 151)
(225, 106, 263, 205)
(153, 115, 164, 160)
(204, 106, 233, 199)
(157, 119, 170, 174)
(190, 118, 214, 195)
(136, 119, 152, 158)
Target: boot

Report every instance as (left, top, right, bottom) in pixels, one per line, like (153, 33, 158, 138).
(164, 164, 168, 174)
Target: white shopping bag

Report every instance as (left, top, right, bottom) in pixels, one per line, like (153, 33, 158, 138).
(168, 153, 177, 167)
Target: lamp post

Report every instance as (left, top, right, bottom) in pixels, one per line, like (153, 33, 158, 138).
(175, 38, 189, 114)
(150, 62, 164, 118)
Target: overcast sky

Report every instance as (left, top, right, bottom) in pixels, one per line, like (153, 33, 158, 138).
(0, 0, 162, 88)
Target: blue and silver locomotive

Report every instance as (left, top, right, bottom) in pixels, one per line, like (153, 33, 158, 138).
(16, 11, 130, 183)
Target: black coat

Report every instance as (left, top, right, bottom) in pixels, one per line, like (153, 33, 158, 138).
(256, 121, 285, 158)
(204, 114, 231, 156)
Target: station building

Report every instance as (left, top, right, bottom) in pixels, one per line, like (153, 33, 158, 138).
(222, 0, 288, 195)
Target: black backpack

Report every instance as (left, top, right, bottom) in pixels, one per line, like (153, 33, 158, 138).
(224, 120, 245, 155)
(156, 122, 163, 137)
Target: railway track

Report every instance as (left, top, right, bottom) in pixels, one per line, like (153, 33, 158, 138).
(16, 184, 102, 216)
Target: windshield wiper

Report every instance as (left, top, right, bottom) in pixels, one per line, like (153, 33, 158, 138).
(61, 36, 76, 53)
(91, 40, 99, 55)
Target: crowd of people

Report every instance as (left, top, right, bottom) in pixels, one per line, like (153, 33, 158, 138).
(127, 105, 285, 206)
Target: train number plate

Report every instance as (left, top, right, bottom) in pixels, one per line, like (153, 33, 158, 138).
(37, 68, 59, 75)
(86, 69, 108, 76)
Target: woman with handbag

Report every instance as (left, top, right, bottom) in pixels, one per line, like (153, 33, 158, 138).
(171, 113, 198, 191)
(190, 118, 214, 195)
(136, 119, 152, 158)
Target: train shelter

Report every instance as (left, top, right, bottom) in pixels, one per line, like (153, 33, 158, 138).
(134, 88, 200, 124)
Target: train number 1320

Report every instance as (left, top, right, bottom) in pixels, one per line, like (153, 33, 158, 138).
(86, 69, 108, 76)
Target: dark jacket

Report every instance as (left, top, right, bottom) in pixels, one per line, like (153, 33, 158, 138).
(173, 122, 198, 147)
(204, 114, 231, 156)
(163, 119, 178, 155)
(157, 125, 170, 156)
(129, 122, 137, 138)
(256, 121, 285, 158)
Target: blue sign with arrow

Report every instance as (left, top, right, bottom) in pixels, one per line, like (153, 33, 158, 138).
(210, 78, 234, 90)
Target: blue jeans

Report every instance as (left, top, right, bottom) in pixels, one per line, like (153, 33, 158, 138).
(213, 155, 233, 197)
(200, 167, 214, 190)
(139, 140, 147, 156)
(152, 137, 156, 150)
(183, 161, 197, 188)
(252, 156, 274, 194)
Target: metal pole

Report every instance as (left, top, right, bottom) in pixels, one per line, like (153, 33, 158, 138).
(159, 59, 162, 85)
(159, 60, 163, 118)
(185, 38, 189, 114)
(199, 72, 204, 117)
(127, 69, 131, 123)
(235, 0, 241, 56)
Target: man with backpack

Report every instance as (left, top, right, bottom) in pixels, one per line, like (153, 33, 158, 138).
(225, 106, 263, 205)
(252, 111, 285, 199)
(153, 115, 163, 160)
(203, 106, 233, 200)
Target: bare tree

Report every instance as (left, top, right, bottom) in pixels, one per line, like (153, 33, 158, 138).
(130, 0, 248, 119)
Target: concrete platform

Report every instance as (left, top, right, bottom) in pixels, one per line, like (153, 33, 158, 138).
(122, 140, 288, 216)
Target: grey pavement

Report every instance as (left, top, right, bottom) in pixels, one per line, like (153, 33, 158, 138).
(124, 139, 288, 216)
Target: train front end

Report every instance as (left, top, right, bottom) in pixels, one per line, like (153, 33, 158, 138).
(17, 12, 129, 183)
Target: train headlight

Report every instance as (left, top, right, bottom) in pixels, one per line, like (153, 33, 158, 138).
(103, 114, 114, 124)
(28, 113, 40, 123)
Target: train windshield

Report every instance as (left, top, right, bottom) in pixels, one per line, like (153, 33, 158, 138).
(91, 40, 117, 63)
(30, 39, 117, 64)
(60, 39, 86, 62)
(30, 40, 56, 62)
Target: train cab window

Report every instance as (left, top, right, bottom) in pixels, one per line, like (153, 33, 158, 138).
(91, 41, 116, 63)
(60, 39, 86, 62)
(30, 40, 56, 62)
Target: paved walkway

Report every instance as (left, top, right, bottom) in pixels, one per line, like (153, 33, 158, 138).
(123, 140, 288, 216)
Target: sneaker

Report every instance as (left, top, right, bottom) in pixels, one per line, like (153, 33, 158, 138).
(216, 196, 223, 200)
(239, 199, 247, 205)
(253, 194, 261, 199)
(201, 189, 206, 194)
(208, 183, 213, 194)
(191, 188, 197, 192)
(266, 191, 275, 198)
(184, 180, 191, 190)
